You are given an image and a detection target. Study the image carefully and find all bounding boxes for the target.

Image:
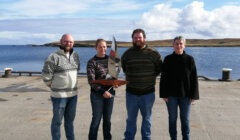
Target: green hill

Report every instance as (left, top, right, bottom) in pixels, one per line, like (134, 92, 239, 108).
(43, 38, 240, 47)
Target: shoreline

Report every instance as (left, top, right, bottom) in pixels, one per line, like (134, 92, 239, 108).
(30, 44, 240, 47)
(2, 38, 240, 47)
(29, 38, 240, 47)
(1, 44, 240, 47)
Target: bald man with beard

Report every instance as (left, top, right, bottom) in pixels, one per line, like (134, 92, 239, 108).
(42, 34, 80, 140)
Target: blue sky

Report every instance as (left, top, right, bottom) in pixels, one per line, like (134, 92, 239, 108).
(0, 0, 240, 45)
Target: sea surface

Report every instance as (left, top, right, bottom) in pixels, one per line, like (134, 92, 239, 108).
(1, 45, 240, 80)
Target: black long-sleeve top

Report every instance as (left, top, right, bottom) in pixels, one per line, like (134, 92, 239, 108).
(160, 51, 199, 99)
(87, 55, 113, 95)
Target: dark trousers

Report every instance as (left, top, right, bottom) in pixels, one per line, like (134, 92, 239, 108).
(88, 92, 114, 140)
(166, 96, 191, 140)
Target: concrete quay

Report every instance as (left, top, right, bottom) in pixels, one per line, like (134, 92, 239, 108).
(0, 76, 240, 140)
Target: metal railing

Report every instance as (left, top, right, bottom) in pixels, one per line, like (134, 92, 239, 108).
(9, 71, 87, 77)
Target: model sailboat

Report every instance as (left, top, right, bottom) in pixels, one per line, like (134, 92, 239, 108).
(108, 36, 121, 79)
(91, 36, 128, 86)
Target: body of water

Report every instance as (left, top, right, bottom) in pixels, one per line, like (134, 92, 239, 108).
(1, 45, 240, 80)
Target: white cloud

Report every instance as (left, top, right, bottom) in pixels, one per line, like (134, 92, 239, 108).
(138, 1, 240, 39)
(0, 18, 135, 44)
(1, 1, 240, 44)
(0, 31, 26, 39)
(0, 0, 150, 19)
(0, 31, 60, 45)
(9, 0, 87, 17)
(140, 4, 180, 32)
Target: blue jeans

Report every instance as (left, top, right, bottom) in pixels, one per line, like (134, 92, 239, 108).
(124, 92, 155, 140)
(51, 95, 77, 140)
(166, 96, 191, 140)
(88, 92, 114, 140)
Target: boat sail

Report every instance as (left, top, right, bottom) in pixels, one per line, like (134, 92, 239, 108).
(107, 36, 121, 79)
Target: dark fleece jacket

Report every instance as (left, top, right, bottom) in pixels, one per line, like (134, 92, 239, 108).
(160, 51, 199, 99)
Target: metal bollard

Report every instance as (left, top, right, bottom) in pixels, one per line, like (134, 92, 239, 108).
(221, 68, 232, 81)
(4, 68, 13, 77)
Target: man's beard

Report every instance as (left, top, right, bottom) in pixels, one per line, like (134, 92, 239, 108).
(133, 40, 146, 49)
(60, 46, 73, 53)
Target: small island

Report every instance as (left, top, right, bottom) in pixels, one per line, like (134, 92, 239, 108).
(39, 38, 240, 47)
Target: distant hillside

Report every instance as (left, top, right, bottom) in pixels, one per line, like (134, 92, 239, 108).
(42, 38, 240, 47)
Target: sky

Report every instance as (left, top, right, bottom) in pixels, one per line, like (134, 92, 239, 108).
(0, 0, 240, 45)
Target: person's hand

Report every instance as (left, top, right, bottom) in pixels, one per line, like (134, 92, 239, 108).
(163, 98, 168, 102)
(103, 91, 112, 98)
(113, 84, 119, 88)
(190, 99, 195, 103)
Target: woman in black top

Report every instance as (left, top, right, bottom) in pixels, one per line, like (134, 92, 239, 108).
(160, 36, 199, 140)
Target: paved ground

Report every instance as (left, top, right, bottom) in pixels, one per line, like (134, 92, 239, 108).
(0, 76, 240, 140)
